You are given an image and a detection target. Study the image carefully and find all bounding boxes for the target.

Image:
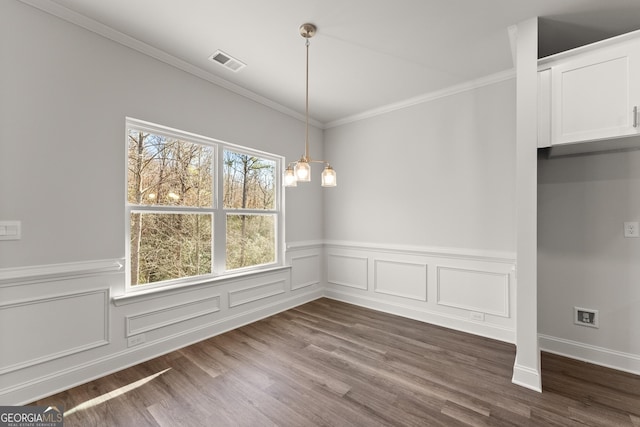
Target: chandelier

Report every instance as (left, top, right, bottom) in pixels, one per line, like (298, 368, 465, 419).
(284, 23, 337, 188)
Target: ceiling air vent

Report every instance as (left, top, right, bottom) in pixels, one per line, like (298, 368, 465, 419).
(208, 50, 246, 72)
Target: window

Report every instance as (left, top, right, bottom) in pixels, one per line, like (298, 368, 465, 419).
(126, 118, 282, 290)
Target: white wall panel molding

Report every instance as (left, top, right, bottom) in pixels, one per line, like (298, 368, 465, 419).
(228, 280, 286, 308)
(539, 335, 640, 376)
(327, 254, 368, 290)
(1, 287, 322, 405)
(0, 259, 123, 288)
(323, 242, 516, 344)
(126, 296, 221, 337)
(286, 240, 325, 250)
(112, 266, 290, 306)
(0, 289, 109, 375)
(290, 254, 321, 291)
(373, 259, 427, 301)
(436, 267, 510, 317)
(324, 240, 515, 264)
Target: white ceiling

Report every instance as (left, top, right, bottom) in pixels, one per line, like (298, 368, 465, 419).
(24, 0, 640, 126)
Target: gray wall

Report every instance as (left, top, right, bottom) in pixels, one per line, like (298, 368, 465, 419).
(0, 0, 324, 269)
(323, 79, 517, 252)
(0, 0, 324, 405)
(320, 79, 519, 347)
(538, 149, 640, 368)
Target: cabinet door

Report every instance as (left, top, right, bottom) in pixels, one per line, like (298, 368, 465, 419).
(551, 41, 640, 145)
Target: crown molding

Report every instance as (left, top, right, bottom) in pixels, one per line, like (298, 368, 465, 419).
(17, 0, 324, 129)
(19, 0, 515, 131)
(324, 68, 516, 129)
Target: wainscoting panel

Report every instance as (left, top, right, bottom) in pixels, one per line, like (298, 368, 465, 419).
(228, 279, 287, 308)
(323, 241, 516, 343)
(0, 255, 321, 405)
(0, 289, 109, 375)
(436, 266, 510, 317)
(291, 254, 320, 290)
(126, 295, 221, 337)
(327, 254, 368, 290)
(374, 259, 427, 301)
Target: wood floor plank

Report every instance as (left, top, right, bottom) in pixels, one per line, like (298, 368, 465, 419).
(32, 298, 640, 426)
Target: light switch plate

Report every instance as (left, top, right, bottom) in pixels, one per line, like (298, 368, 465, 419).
(624, 221, 639, 237)
(0, 221, 21, 240)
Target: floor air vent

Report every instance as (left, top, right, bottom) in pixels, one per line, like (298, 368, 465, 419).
(208, 50, 246, 72)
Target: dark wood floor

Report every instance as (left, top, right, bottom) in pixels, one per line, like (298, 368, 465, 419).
(33, 298, 640, 426)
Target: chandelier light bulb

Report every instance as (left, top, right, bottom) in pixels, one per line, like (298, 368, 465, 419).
(294, 159, 311, 182)
(321, 165, 337, 187)
(283, 166, 298, 187)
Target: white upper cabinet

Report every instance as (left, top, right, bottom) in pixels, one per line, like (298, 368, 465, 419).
(539, 32, 640, 148)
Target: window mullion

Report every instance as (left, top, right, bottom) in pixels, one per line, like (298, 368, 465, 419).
(213, 144, 226, 274)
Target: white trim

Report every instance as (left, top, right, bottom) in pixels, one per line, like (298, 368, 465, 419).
(290, 254, 321, 290)
(124, 117, 284, 293)
(373, 259, 427, 301)
(291, 281, 317, 291)
(327, 254, 369, 290)
(0, 259, 123, 287)
(324, 240, 516, 263)
(0, 289, 110, 375)
(228, 279, 287, 308)
(436, 266, 510, 317)
(2, 288, 322, 405)
(125, 295, 221, 337)
(324, 69, 516, 128)
(113, 266, 290, 306)
(511, 363, 542, 392)
(539, 334, 640, 376)
(286, 240, 325, 250)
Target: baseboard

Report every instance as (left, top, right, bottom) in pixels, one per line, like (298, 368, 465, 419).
(539, 334, 640, 376)
(324, 289, 515, 344)
(2, 289, 322, 405)
(511, 363, 542, 392)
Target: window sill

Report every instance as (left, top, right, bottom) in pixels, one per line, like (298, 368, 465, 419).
(112, 265, 291, 306)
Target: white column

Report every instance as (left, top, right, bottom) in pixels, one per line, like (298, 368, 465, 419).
(512, 17, 542, 392)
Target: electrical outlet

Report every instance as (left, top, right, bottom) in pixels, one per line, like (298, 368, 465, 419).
(470, 311, 485, 321)
(127, 334, 146, 347)
(574, 307, 599, 328)
(624, 221, 639, 238)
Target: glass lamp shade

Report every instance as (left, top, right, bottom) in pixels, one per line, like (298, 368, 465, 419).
(283, 166, 297, 187)
(321, 165, 337, 187)
(294, 159, 311, 182)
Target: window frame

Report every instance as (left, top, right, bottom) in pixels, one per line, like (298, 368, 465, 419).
(125, 118, 284, 293)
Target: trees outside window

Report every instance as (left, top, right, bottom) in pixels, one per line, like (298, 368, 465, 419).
(126, 119, 281, 289)
(223, 150, 276, 270)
